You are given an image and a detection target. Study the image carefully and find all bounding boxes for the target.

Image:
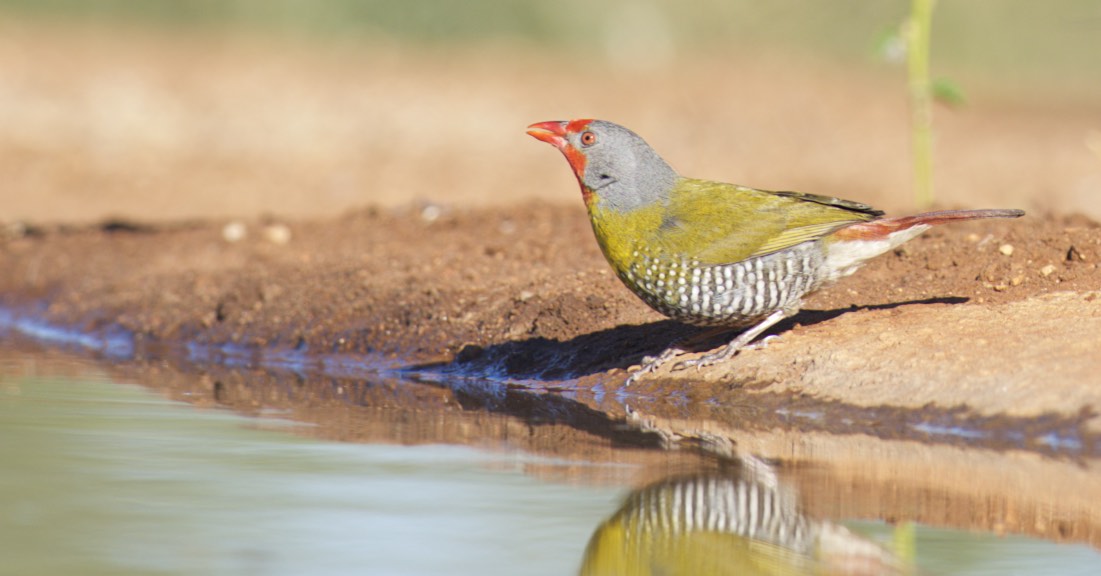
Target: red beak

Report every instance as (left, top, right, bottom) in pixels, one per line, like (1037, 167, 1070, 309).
(526, 121, 569, 149)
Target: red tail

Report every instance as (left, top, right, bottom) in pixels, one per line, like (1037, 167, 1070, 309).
(833, 209, 1024, 241)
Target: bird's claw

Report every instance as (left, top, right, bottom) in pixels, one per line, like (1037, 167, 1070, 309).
(744, 334, 780, 351)
(669, 359, 702, 372)
(624, 360, 657, 386)
(623, 370, 647, 387)
(623, 326, 783, 384)
(624, 347, 681, 386)
(675, 355, 718, 372)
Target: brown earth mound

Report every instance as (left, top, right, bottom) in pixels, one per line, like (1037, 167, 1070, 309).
(2, 204, 1099, 429)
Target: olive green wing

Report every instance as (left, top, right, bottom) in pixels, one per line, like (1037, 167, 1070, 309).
(658, 179, 882, 266)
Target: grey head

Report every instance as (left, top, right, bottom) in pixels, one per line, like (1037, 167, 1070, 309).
(527, 119, 680, 212)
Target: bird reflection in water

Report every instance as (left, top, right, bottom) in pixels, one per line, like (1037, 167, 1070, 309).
(579, 460, 908, 576)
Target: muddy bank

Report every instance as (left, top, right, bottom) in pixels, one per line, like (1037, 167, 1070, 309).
(3, 14, 1101, 430)
(2, 203, 1100, 429)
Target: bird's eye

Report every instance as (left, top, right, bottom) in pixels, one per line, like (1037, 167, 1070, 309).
(579, 131, 597, 146)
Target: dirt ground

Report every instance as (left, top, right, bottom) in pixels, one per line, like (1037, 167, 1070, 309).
(2, 22, 1101, 431)
(3, 202, 1100, 425)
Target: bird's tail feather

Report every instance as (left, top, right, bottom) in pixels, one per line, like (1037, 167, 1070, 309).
(833, 209, 1024, 241)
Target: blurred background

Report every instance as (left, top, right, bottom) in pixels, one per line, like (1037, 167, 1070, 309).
(2, 0, 1099, 223)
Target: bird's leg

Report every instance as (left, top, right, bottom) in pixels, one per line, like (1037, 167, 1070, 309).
(624, 326, 732, 386)
(675, 309, 790, 371)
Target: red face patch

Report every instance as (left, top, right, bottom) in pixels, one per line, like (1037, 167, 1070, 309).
(562, 119, 594, 180)
(527, 118, 597, 206)
(565, 118, 594, 134)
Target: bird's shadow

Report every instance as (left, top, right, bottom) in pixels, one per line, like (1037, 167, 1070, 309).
(432, 297, 968, 381)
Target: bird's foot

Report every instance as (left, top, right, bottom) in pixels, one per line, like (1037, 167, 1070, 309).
(672, 309, 790, 373)
(673, 342, 743, 371)
(744, 334, 781, 352)
(624, 347, 682, 386)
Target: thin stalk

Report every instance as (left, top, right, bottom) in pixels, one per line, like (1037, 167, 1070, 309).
(907, 0, 935, 208)
(893, 521, 917, 574)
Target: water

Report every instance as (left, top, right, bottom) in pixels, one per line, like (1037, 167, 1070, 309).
(1, 346, 1099, 575)
(0, 365, 624, 576)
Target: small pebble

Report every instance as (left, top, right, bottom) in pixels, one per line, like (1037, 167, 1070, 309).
(420, 204, 443, 222)
(2, 221, 26, 239)
(222, 221, 247, 243)
(998, 244, 1014, 256)
(263, 223, 292, 245)
(518, 290, 534, 301)
(1040, 264, 1057, 277)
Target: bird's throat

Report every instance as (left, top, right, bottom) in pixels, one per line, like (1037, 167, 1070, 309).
(580, 184, 596, 209)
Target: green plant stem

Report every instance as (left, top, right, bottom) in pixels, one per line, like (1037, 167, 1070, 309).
(908, 0, 935, 209)
(893, 521, 917, 574)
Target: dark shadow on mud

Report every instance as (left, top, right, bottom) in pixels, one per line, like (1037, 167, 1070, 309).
(438, 297, 969, 381)
(2, 328, 1097, 461)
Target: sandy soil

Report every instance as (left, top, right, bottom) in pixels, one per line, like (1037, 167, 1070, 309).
(2, 24, 1101, 431)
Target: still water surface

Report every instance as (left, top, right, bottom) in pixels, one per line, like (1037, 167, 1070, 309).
(2, 354, 1099, 575)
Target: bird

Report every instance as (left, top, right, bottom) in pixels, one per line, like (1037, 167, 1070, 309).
(579, 472, 904, 575)
(526, 119, 1025, 384)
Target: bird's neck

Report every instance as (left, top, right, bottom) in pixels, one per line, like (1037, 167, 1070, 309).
(586, 196, 667, 275)
(580, 148, 679, 271)
(580, 184, 597, 211)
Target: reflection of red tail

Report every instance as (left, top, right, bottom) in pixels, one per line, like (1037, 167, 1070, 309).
(834, 209, 1025, 241)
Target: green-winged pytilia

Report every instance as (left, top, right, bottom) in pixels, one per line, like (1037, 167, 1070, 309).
(580, 473, 902, 574)
(526, 119, 1024, 384)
